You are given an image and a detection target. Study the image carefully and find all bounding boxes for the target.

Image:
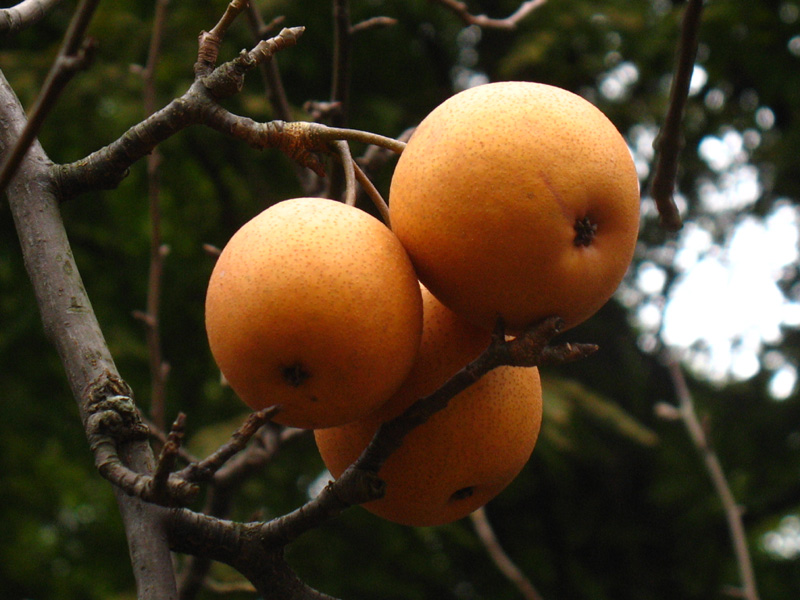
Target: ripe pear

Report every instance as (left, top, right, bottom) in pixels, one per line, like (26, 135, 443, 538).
(205, 197, 423, 429)
(315, 285, 543, 526)
(390, 81, 640, 333)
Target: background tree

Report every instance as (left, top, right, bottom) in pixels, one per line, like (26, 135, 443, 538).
(2, 0, 800, 599)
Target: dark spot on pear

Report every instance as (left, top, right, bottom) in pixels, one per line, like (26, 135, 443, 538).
(450, 486, 475, 502)
(574, 216, 598, 247)
(282, 363, 310, 387)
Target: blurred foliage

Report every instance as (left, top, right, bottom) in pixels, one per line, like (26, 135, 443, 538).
(2, 0, 800, 599)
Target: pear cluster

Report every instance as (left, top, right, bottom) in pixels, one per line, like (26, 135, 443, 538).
(205, 81, 640, 526)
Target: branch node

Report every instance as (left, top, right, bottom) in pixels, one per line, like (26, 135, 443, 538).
(500, 316, 565, 367)
(330, 468, 387, 506)
(199, 26, 305, 100)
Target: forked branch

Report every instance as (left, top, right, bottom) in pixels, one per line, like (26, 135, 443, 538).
(434, 0, 547, 30)
(258, 316, 597, 547)
(55, 25, 406, 198)
(164, 316, 596, 600)
(84, 370, 282, 508)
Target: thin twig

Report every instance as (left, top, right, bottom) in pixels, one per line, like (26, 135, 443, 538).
(325, 125, 407, 154)
(204, 113, 406, 177)
(649, 0, 705, 231)
(353, 126, 413, 223)
(152, 414, 188, 501)
(244, 6, 292, 121)
(332, 140, 357, 205)
(350, 15, 397, 34)
(434, 0, 547, 30)
(199, 26, 305, 100)
(178, 407, 281, 484)
(136, 0, 172, 433)
(352, 160, 391, 226)
(204, 579, 257, 594)
(142, 413, 200, 464)
(244, 4, 318, 194)
(665, 357, 760, 600)
(325, 0, 353, 202)
(0, 0, 100, 198)
(195, 0, 250, 77)
(330, 0, 351, 126)
(471, 507, 545, 600)
(0, 0, 63, 33)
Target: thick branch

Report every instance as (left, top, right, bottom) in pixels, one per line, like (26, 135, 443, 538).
(0, 0, 63, 33)
(0, 69, 178, 600)
(166, 318, 592, 591)
(56, 90, 206, 197)
(168, 510, 340, 600)
(84, 372, 199, 506)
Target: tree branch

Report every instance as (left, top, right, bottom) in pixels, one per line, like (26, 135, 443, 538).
(55, 26, 306, 198)
(350, 15, 397, 35)
(0, 68, 179, 600)
(433, 0, 547, 30)
(168, 510, 341, 600)
(0, 0, 63, 33)
(177, 426, 306, 600)
(136, 0, 172, 433)
(352, 159, 391, 225)
(177, 407, 280, 484)
(649, 0, 705, 231)
(258, 316, 596, 547)
(471, 507, 546, 600)
(84, 372, 199, 506)
(199, 25, 305, 100)
(0, 0, 99, 197)
(244, 7, 292, 120)
(331, 139, 357, 205)
(195, 0, 251, 78)
(55, 25, 407, 202)
(330, 0, 351, 126)
(663, 357, 760, 600)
